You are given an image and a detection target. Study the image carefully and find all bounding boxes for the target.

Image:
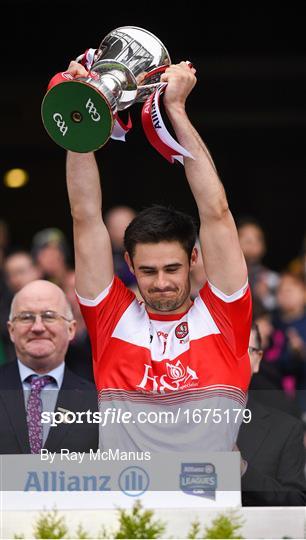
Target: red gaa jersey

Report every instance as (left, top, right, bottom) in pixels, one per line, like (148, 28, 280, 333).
(78, 277, 252, 452)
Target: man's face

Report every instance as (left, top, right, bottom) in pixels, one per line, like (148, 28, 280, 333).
(7, 281, 76, 373)
(238, 224, 265, 264)
(36, 244, 66, 276)
(249, 329, 263, 374)
(5, 253, 40, 293)
(277, 275, 306, 314)
(125, 241, 197, 313)
(105, 207, 136, 250)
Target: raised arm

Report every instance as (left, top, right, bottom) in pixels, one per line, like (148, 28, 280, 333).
(161, 63, 247, 295)
(65, 62, 113, 298)
(66, 150, 113, 299)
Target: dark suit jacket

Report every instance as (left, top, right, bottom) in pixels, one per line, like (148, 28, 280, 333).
(238, 395, 306, 506)
(0, 361, 99, 454)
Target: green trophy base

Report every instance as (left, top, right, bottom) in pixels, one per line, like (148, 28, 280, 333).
(41, 81, 114, 152)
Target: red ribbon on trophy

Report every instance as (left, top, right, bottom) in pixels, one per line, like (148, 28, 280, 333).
(141, 83, 194, 164)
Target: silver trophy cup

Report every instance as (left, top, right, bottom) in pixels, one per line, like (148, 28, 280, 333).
(41, 26, 171, 152)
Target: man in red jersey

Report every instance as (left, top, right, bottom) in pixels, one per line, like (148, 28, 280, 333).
(65, 61, 252, 453)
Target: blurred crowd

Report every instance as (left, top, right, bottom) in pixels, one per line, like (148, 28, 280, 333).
(1, 212, 306, 431)
(192, 218, 306, 432)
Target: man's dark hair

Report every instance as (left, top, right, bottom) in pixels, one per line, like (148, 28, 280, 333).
(124, 205, 198, 260)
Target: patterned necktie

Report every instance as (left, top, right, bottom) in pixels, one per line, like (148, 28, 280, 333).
(26, 375, 55, 454)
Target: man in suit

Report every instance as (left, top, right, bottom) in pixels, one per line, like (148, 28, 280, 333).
(237, 323, 306, 505)
(0, 279, 98, 454)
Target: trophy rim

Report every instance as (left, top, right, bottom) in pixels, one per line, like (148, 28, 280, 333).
(101, 25, 172, 65)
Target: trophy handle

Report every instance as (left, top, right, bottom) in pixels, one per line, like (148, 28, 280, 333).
(135, 65, 169, 102)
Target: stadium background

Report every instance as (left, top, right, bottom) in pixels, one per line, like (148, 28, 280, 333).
(0, 1, 304, 271)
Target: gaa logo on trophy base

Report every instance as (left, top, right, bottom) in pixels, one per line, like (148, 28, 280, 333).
(41, 26, 171, 153)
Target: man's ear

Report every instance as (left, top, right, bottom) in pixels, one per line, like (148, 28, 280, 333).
(190, 246, 198, 267)
(68, 320, 77, 342)
(124, 251, 135, 274)
(7, 321, 15, 343)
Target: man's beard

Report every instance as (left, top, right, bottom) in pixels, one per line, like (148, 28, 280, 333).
(139, 282, 191, 313)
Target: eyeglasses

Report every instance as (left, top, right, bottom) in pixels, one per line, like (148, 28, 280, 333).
(11, 311, 72, 325)
(248, 346, 263, 355)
